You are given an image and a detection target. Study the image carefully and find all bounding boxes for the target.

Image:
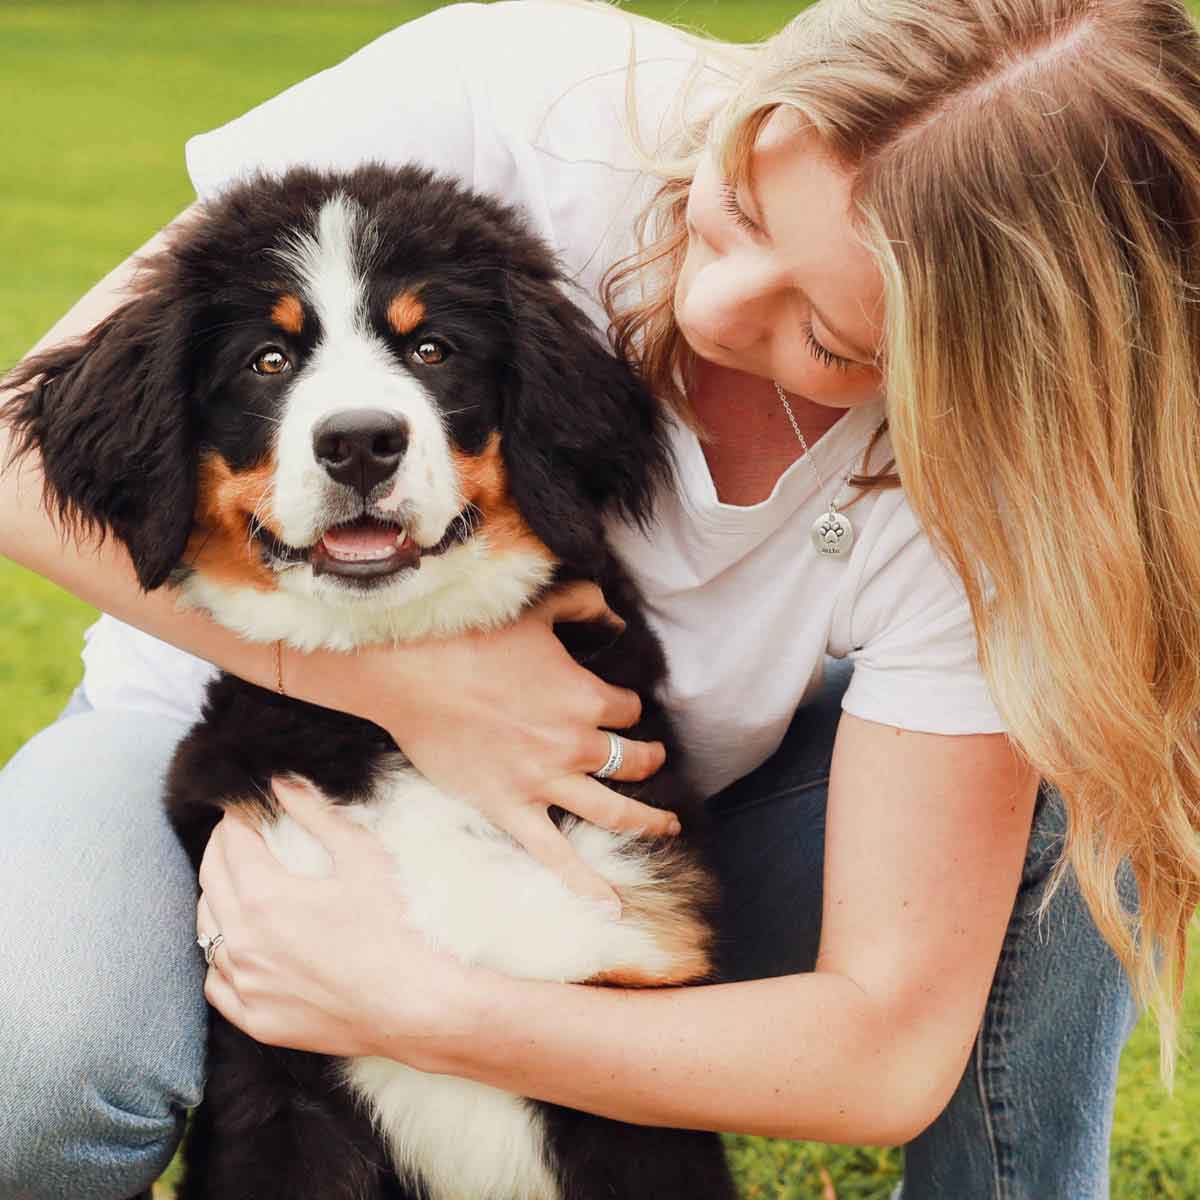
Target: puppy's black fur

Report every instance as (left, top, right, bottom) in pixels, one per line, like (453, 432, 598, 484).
(3, 165, 736, 1200)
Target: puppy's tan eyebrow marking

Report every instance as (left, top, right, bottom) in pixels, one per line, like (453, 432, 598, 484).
(270, 294, 304, 335)
(387, 290, 426, 337)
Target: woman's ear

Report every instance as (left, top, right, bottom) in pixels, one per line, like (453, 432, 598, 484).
(2, 289, 198, 591)
(499, 271, 670, 575)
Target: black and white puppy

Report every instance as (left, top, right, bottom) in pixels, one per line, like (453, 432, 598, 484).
(3, 165, 736, 1200)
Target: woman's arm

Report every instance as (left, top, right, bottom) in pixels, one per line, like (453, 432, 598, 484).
(198, 714, 1039, 1145)
(431, 718, 1037, 1143)
(0, 221, 676, 903)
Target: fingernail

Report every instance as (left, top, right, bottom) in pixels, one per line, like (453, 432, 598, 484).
(603, 897, 622, 920)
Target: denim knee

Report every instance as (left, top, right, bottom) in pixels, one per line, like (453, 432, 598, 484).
(0, 707, 206, 1200)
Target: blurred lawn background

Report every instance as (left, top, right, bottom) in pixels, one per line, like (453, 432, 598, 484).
(1, 3, 1197, 1197)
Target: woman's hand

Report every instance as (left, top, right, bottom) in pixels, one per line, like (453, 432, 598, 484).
(198, 775, 475, 1064)
(294, 582, 679, 909)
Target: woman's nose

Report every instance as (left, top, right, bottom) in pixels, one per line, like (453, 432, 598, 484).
(680, 255, 777, 350)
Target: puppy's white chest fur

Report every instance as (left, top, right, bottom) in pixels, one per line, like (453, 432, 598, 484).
(261, 764, 688, 1200)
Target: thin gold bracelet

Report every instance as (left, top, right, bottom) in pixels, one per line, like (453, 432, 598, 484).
(273, 640, 286, 695)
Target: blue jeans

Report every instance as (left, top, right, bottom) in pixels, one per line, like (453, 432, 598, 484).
(0, 666, 1135, 1199)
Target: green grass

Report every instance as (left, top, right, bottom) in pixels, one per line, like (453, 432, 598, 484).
(2, 3, 1199, 1197)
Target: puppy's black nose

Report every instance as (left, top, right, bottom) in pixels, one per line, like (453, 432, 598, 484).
(312, 409, 409, 496)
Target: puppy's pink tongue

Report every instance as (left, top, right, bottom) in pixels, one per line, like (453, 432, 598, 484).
(320, 524, 409, 562)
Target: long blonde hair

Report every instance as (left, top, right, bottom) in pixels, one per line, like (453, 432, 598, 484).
(605, 0, 1200, 1080)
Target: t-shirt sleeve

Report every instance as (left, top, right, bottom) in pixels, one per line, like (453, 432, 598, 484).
(185, 3, 494, 203)
(839, 506, 1008, 735)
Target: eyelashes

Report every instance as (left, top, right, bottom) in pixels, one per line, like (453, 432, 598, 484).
(802, 322, 852, 372)
(719, 182, 759, 234)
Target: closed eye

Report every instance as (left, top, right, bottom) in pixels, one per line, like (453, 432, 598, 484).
(802, 322, 853, 372)
(720, 182, 760, 235)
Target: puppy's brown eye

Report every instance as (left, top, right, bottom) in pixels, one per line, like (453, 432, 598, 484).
(251, 349, 291, 376)
(411, 340, 448, 366)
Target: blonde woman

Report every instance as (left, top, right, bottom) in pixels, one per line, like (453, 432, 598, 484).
(0, 0, 1190, 1196)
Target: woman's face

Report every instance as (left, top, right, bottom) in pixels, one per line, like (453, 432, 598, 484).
(675, 108, 884, 410)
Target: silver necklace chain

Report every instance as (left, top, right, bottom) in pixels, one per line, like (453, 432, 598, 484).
(773, 380, 884, 559)
(773, 381, 855, 516)
(777, 384, 864, 516)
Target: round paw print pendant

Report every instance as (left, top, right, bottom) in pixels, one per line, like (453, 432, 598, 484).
(811, 509, 854, 559)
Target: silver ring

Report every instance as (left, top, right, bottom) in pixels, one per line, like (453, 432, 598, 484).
(197, 931, 225, 967)
(592, 731, 624, 780)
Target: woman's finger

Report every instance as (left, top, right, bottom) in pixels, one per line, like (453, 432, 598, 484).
(503, 805, 622, 913)
(585, 731, 667, 785)
(548, 773, 681, 838)
(537, 580, 625, 633)
(197, 816, 240, 912)
(592, 683, 643, 730)
(270, 775, 392, 870)
(203, 958, 248, 1029)
(204, 805, 283, 894)
(196, 890, 233, 974)
(196, 889, 216, 940)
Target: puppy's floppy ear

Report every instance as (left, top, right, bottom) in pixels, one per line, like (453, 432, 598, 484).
(501, 270, 670, 575)
(2, 287, 197, 591)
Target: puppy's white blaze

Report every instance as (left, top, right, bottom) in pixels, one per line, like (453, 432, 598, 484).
(275, 195, 367, 340)
(177, 542, 554, 650)
(272, 359, 460, 549)
(270, 195, 460, 550)
(258, 770, 688, 1200)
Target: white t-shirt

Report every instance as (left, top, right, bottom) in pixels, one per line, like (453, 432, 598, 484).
(80, 0, 1006, 795)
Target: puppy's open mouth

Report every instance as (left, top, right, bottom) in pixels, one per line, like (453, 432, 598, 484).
(254, 511, 477, 582)
(311, 516, 420, 579)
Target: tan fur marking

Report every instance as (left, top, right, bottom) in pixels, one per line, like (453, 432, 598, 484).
(452, 433, 556, 565)
(186, 454, 280, 592)
(387, 291, 426, 337)
(270, 294, 304, 335)
(591, 842, 718, 987)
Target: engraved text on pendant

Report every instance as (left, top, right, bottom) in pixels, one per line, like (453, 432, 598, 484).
(812, 510, 854, 558)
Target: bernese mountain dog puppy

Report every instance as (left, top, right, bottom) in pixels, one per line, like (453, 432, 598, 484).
(3, 164, 737, 1200)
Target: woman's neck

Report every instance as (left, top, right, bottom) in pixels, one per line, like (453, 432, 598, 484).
(686, 357, 846, 507)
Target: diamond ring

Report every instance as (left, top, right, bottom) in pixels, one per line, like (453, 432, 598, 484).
(197, 931, 226, 967)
